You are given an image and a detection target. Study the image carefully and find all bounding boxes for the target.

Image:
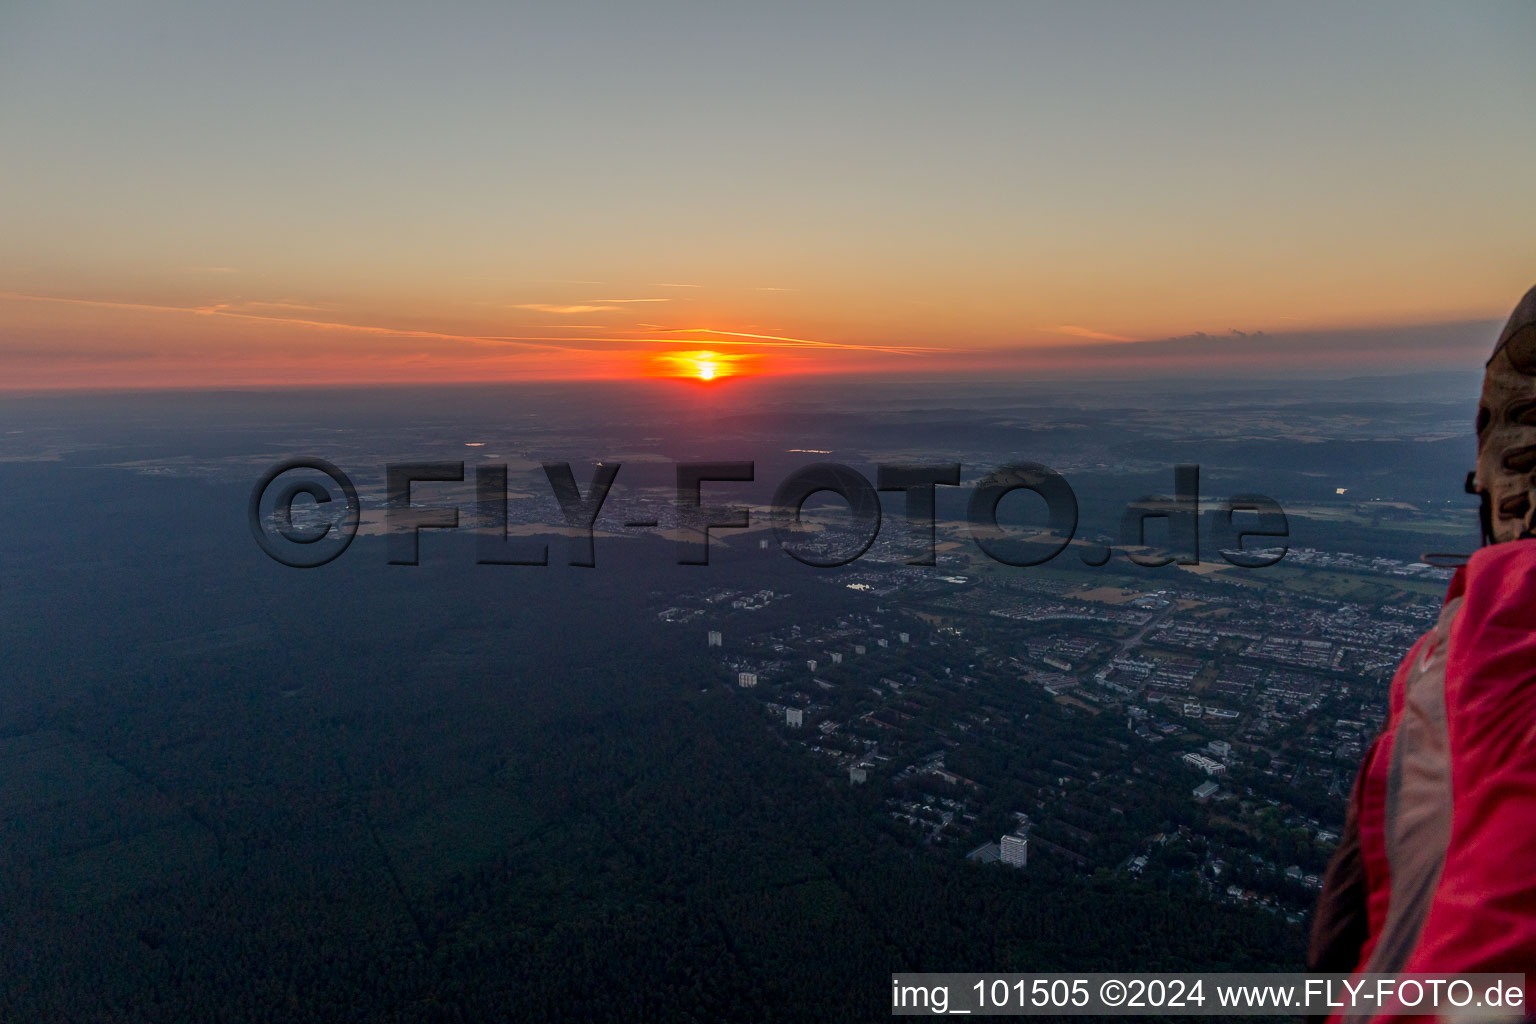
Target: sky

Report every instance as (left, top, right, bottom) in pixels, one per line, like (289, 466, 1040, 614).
(2, 0, 1534, 388)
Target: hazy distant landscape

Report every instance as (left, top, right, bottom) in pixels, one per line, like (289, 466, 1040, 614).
(0, 374, 1483, 1020)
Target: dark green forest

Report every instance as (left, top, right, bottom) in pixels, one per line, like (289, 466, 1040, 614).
(0, 688, 1304, 1022)
(0, 454, 1324, 1022)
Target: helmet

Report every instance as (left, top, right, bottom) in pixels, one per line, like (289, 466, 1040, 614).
(1472, 284, 1536, 544)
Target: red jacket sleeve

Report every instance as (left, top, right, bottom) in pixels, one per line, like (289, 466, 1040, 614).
(1403, 538, 1536, 974)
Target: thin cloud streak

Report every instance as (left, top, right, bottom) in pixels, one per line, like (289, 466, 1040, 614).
(2, 292, 574, 353)
(1052, 325, 1137, 342)
(226, 300, 335, 312)
(665, 327, 944, 356)
(511, 303, 616, 313)
(0, 292, 939, 361)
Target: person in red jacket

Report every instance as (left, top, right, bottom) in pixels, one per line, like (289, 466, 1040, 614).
(1309, 284, 1536, 1000)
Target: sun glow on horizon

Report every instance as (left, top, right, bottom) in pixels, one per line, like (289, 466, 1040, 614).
(652, 349, 750, 381)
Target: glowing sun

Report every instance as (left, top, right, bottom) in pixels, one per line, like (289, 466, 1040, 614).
(653, 349, 748, 381)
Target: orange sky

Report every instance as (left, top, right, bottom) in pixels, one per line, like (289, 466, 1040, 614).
(0, 280, 1519, 390)
(2, 3, 1533, 389)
